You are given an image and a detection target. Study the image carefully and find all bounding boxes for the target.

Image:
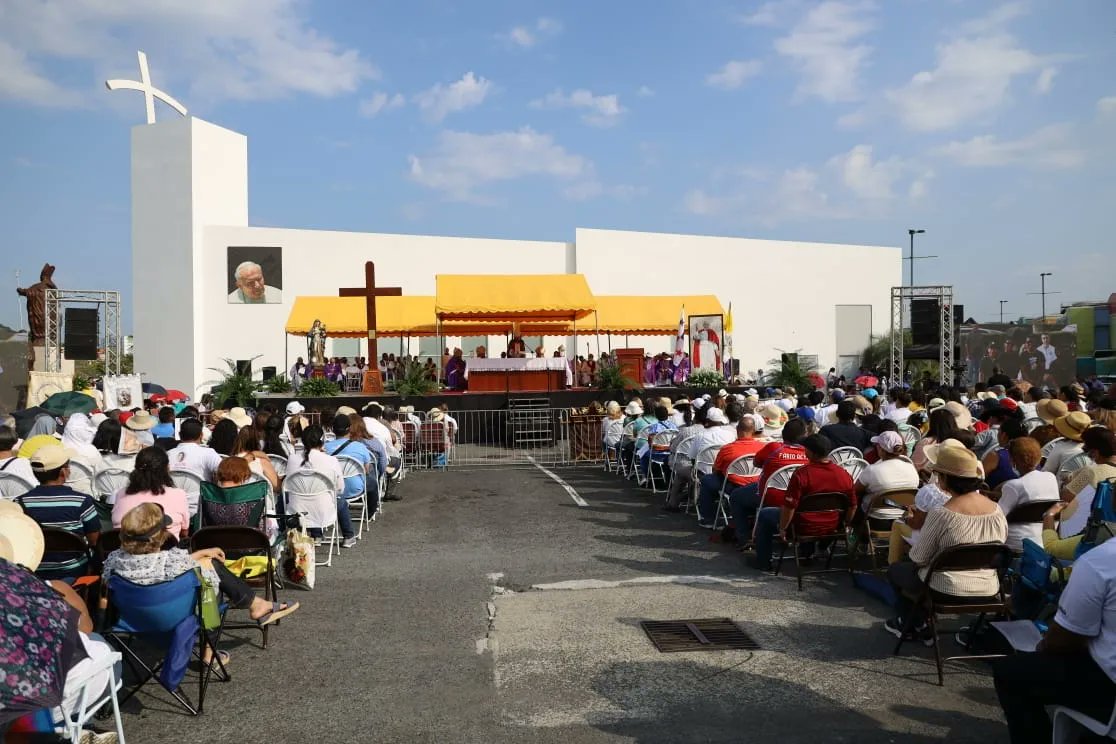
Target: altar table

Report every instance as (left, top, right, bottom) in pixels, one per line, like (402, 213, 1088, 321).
(464, 357, 573, 392)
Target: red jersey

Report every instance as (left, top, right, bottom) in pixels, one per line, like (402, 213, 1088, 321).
(754, 441, 809, 506)
(713, 437, 767, 486)
(783, 461, 856, 536)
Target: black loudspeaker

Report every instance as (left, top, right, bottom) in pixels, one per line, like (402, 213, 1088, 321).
(781, 352, 798, 367)
(236, 359, 253, 377)
(911, 299, 940, 345)
(261, 366, 276, 380)
(64, 308, 98, 360)
(953, 304, 965, 327)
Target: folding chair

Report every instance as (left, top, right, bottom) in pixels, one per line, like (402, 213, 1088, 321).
(897, 424, 921, 457)
(713, 455, 757, 530)
(96, 529, 121, 561)
(282, 471, 341, 567)
(891, 542, 1013, 685)
(198, 480, 269, 531)
(267, 454, 288, 479)
(837, 457, 869, 482)
(616, 421, 636, 478)
(689, 445, 722, 515)
(65, 459, 95, 496)
(1038, 436, 1071, 468)
(1053, 700, 1116, 743)
(1004, 500, 1059, 552)
(752, 465, 803, 540)
(170, 470, 204, 522)
(602, 419, 624, 472)
(104, 571, 228, 715)
(1022, 416, 1044, 433)
(772, 491, 854, 590)
(647, 430, 678, 493)
(337, 455, 369, 539)
(399, 421, 420, 470)
(419, 421, 449, 470)
(0, 469, 35, 500)
(1057, 451, 1092, 486)
(51, 641, 126, 744)
(191, 526, 279, 649)
(366, 450, 385, 522)
(860, 488, 918, 570)
(36, 526, 94, 584)
(828, 446, 864, 466)
(93, 468, 131, 502)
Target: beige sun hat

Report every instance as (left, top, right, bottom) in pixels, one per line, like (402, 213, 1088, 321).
(227, 406, 252, 428)
(1036, 398, 1069, 423)
(926, 441, 982, 478)
(125, 411, 156, 431)
(0, 502, 45, 571)
(1054, 412, 1092, 442)
(944, 401, 973, 431)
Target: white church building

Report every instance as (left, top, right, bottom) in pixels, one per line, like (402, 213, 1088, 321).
(130, 116, 902, 395)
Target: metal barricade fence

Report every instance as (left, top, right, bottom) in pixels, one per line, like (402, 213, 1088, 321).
(400, 406, 608, 469)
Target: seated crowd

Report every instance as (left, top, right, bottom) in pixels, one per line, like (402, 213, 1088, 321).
(0, 395, 438, 738)
(604, 377, 1116, 742)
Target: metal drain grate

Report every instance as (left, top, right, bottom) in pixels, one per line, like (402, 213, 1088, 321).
(640, 618, 760, 653)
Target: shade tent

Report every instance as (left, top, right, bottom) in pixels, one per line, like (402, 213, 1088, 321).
(434, 274, 597, 321)
(572, 295, 724, 335)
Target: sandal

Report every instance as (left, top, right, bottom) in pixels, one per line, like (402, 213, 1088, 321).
(201, 649, 230, 668)
(255, 601, 300, 627)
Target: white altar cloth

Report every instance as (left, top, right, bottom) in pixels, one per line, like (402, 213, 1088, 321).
(464, 357, 574, 386)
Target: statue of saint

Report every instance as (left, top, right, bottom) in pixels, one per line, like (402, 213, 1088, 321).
(17, 263, 57, 344)
(307, 319, 327, 367)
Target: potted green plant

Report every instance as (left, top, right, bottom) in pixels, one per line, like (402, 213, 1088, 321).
(297, 377, 341, 397)
(592, 358, 638, 393)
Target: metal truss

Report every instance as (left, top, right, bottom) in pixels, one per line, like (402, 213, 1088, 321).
(44, 289, 123, 375)
(889, 285, 955, 388)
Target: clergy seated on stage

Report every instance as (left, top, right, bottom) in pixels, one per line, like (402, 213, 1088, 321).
(475, 345, 487, 359)
(695, 415, 765, 526)
(446, 348, 466, 390)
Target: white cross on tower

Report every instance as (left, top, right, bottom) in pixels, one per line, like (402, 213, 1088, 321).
(105, 51, 188, 125)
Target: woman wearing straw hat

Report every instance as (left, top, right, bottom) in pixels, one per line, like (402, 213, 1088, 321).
(884, 443, 1006, 644)
(1041, 411, 1091, 475)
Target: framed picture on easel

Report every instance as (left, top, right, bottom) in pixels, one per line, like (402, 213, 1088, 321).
(689, 314, 723, 373)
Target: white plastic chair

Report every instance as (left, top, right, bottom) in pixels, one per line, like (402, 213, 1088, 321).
(1039, 437, 1068, 468)
(689, 445, 722, 515)
(828, 446, 863, 466)
(93, 468, 131, 502)
(754, 464, 803, 538)
(647, 430, 678, 493)
(64, 459, 95, 496)
(170, 470, 204, 518)
(1057, 451, 1093, 486)
(52, 647, 126, 743)
(1022, 416, 1044, 433)
(283, 470, 341, 567)
(0, 470, 35, 501)
(1052, 701, 1116, 743)
(839, 457, 870, 483)
(714, 455, 758, 529)
(267, 454, 288, 479)
(602, 419, 624, 472)
(337, 455, 369, 539)
(616, 421, 637, 478)
(897, 424, 921, 457)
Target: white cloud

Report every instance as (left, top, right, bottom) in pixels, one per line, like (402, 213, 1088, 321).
(408, 127, 591, 203)
(413, 72, 491, 123)
(827, 144, 903, 200)
(705, 60, 763, 90)
(637, 85, 655, 98)
(502, 17, 562, 48)
(562, 181, 645, 201)
(908, 171, 933, 200)
(0, 0, 377, 108)
(1035, 67, 1057, 94)
(737, 1, 789, 27)
(774, 1, 875, 103)
(1098, 96, 1116, 114)
(531, 88, 626, 127)
(885, 5, 1059, 132)
(936, 125, 1084, 169)
(359, 91, 405, 118)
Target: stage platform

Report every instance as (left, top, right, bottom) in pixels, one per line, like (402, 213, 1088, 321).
(255, 385, 752, 415)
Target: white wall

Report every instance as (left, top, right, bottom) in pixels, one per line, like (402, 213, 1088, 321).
(574, 228, 901, 375)
(131, 117, 247, 394)
(198, 226, 567, 392)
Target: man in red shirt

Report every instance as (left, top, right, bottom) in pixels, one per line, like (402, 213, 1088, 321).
(696, 416, 766, 525)
(751, 434, 856, 570)
(728, 418, 809, 546)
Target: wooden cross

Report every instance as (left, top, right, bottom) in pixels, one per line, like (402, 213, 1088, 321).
(339, 261, 402, 393)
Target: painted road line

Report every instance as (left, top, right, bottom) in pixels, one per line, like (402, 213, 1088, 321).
(527, 457, 588, 507)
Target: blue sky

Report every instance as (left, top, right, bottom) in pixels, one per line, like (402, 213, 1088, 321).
(1, 0, 1114, 332)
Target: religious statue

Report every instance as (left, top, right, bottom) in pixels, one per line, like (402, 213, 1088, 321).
(17, 263, 57, 344)
(307, 319, 327, 367)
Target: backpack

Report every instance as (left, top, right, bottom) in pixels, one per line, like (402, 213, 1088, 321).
(1074, 478, 1116, 559)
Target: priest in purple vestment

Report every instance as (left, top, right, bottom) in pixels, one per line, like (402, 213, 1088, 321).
(446, 348, 467, 390)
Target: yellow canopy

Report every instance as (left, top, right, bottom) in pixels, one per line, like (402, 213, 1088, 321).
(588, 295, 724, 335)
(435, 274, 597, 321)
(285, 296, 439, 337)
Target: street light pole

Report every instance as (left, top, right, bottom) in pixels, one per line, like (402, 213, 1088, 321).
(999, 300, 1008, 324)
(1039, 272, 1051, 319)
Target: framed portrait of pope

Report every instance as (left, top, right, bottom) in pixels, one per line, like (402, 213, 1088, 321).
(689, 314, 723, 373)
(227, 246, 283, 304)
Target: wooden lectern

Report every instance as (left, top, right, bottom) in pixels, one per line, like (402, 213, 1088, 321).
(614, 348, 644, 388)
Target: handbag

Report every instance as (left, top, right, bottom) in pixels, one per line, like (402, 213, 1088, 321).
(197, 569, 222, 631)
(281, 528, 316, 590)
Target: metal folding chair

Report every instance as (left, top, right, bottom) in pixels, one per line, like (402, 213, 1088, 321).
(191, 525, 279, 649)
(419, 422, 449, 470)
(714, 455, 758, 529)
(772, 491, 854, 590)
(861, 487, 918, 570)
(282, 471, 341, 567)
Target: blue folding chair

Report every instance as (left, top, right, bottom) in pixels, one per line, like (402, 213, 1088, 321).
(104, 571, 228, 715)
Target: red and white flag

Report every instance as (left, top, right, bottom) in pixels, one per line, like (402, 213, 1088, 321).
(673, 305, 686, 364)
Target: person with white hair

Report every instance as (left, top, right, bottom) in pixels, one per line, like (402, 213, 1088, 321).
(228, 260, 281, 303)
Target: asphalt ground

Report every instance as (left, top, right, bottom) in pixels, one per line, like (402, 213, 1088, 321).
(114, 465, 1007, 744)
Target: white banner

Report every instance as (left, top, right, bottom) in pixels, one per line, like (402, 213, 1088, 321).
(28, 372, 72, 406)
(102, 374, 143, 411)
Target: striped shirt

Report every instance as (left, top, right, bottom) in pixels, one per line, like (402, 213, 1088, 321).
(17, 485, 100, 577)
